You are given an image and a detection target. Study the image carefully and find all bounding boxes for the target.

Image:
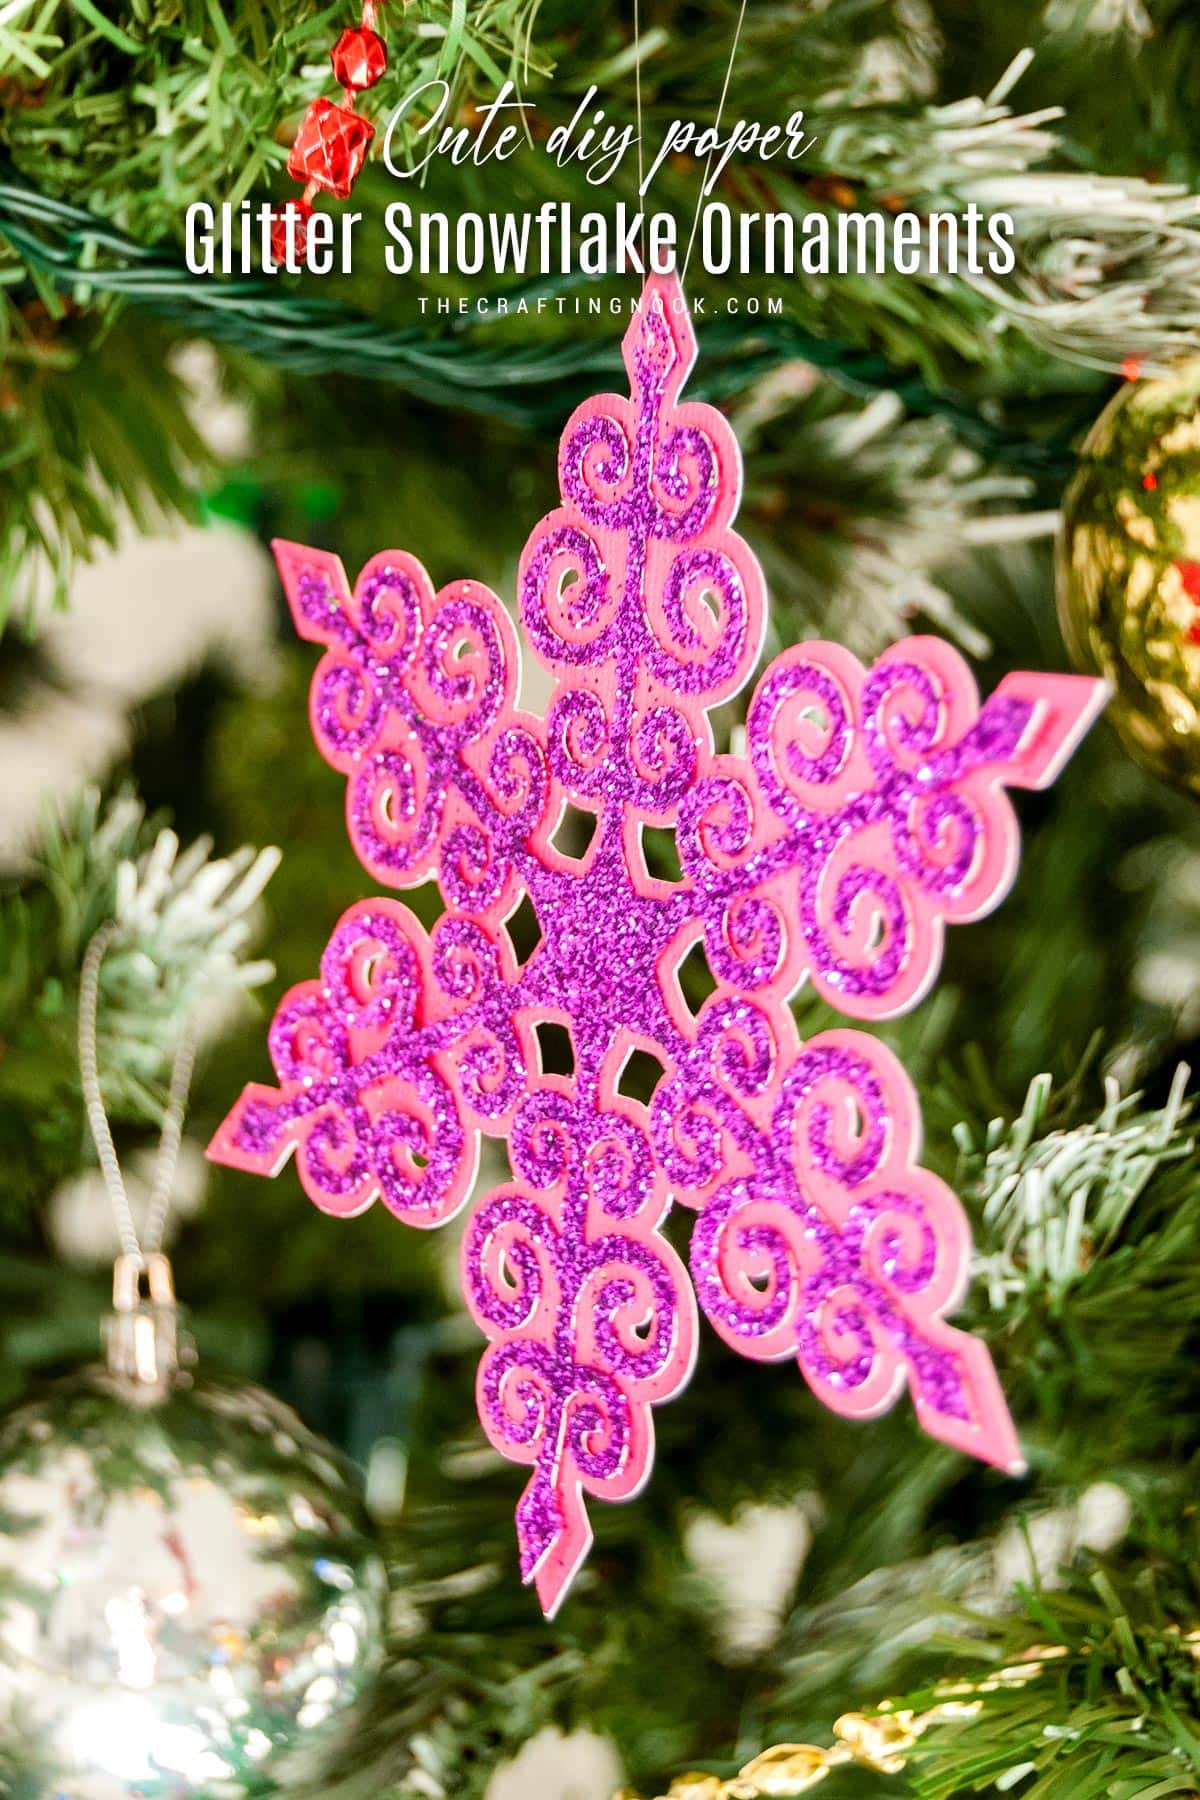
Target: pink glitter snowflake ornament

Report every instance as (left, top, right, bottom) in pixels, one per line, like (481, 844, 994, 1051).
(210, 275, 1108, 1617)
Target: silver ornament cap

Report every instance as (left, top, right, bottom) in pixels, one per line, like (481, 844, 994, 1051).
(102, 1251, 189, 1394)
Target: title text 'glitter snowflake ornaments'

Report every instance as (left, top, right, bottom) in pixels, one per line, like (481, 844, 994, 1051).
(210, 275, 1107, 1616)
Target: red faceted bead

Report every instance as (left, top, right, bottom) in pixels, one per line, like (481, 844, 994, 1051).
(270, 197, 314, 267)
(287, 97, 375, 199)
(331, 25, 387, 93)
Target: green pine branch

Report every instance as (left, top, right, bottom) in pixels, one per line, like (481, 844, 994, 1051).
(0, 785, 277, 1216)
(6, 0, 1200, 629)
(892, 1537, 1200, 1799)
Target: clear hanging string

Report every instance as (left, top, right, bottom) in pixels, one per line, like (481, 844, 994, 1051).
(681, 0, 749, 284)
(628, 0, 747, 280)
(78, 921, 196, 1266)
(634, 0, 645, 199)
(634, 0, 646, 260)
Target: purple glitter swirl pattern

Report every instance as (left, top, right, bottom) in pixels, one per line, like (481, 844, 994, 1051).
(649, 419, 720, 542)
(542, 685, 700, 814)
(430, 915, 527, 1122)
(308, 564, 421, 771)
(312, 658, 385, 759)
(646, 546, 749, 694)
(411, 591, 507, 738)
(559, 412, 636, 532)
(544, 686, 619, 800)
(520, 520, 624, 670)
(676, 770, 791, 994)
(277, 546, 552, 911)
(687, 1030, 981, 1435)
(748, 656, 855, 825)
(216, 901, 491, 1227)
(349, 742, 447, 885)
(516, 282, 766, 820)
(463, 1088, 696, 1611)
(651, 997, 781, 1204)
(668, 642, 1047, 1015)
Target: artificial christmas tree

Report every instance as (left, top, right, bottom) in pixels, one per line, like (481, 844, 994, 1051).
(3, 2, 1200, 1797)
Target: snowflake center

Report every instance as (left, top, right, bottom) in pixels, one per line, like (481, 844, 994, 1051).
(523, 831, 678, 1083)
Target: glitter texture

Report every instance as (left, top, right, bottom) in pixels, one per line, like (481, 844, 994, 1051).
(209, 275, 1108, 1616)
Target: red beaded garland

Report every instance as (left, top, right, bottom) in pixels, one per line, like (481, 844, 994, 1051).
(331, 25, 387, 92)
(269, 196, 315, 264)
(287, 97, 376, 199)
(268, 2, 387, 266)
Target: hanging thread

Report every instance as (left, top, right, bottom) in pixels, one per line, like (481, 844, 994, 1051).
(682, 0, 749, 283)
(78, 922, 196, 1266)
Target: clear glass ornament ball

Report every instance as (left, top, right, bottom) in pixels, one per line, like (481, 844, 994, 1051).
(0, 1363, 387, 1799)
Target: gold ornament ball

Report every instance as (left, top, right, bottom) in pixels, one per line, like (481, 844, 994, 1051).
(1057, 358, 1200, 794)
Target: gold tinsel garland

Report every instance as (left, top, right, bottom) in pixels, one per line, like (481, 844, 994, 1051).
(615, 1650, 1069, 1800)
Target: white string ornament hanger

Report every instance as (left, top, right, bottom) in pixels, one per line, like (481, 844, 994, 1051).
(78, 921, 197, 1386)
